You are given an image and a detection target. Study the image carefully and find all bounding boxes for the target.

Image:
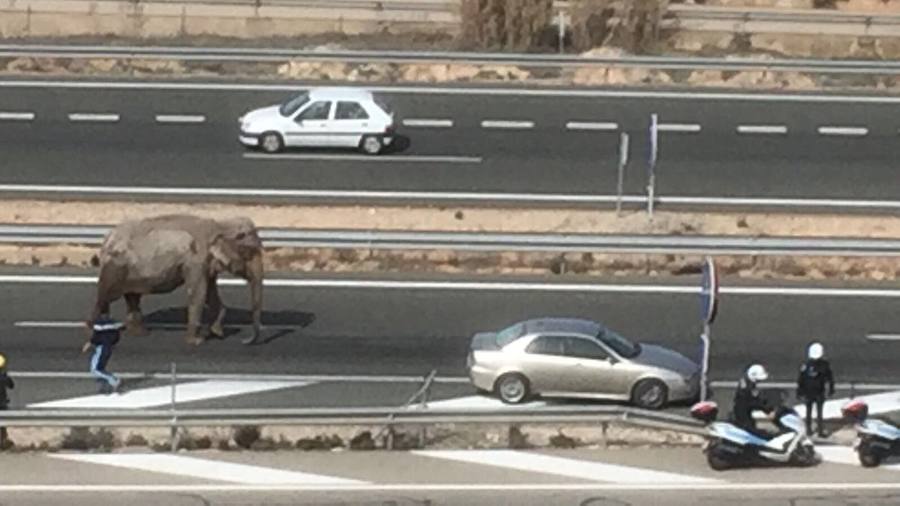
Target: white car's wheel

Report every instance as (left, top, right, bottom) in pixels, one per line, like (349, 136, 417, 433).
(260, 132, 283, 153)
(495, 373, 530, 404)
(360, 135, 384, 155)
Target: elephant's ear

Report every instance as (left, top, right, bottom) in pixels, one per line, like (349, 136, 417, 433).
(209, 235, 233, 270)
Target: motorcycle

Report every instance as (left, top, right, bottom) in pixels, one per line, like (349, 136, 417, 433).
(842, 399, 900, 468)
(690, 400, 820, 471)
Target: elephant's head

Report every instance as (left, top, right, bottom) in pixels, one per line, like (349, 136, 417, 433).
(209, 217, 264, 344)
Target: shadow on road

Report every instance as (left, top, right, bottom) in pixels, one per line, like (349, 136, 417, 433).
(140, 306, 316, 345)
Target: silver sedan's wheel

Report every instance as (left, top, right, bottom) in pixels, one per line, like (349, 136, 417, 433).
(631, 379, 669, 410)
(360, 135, 383, 155)
(495, 373, 529, 404)
(260, 132, 283, 153)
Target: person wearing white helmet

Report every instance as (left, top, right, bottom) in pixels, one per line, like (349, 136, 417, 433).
(731, 363, 773, 437)
(797, 341, 834, 437)
(0, 353, 13, 449)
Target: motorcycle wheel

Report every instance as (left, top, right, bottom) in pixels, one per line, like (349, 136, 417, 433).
(706, 442, 731, 471)
(791, 445, 819, 467)
(858, 439, 883, 468)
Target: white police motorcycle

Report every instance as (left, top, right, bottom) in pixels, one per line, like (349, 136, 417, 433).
(691, 401, 819, 471)
(842, 399, 900, 467)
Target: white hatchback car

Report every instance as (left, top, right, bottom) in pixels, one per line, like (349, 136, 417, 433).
(239, 87, 396, 155)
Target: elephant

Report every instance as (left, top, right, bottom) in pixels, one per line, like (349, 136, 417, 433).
(88, 214, 264, 346)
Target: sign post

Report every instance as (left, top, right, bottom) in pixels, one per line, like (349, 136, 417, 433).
(699, 256, 719, 401)
(647, 113, 659, 219)
(616, 132, 629, 216)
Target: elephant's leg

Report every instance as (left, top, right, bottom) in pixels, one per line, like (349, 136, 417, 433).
(124, 293, 147, 336)
(184, 269, 208, 346)
(88, 263, 125, 333)
(206, 276, 226, 338)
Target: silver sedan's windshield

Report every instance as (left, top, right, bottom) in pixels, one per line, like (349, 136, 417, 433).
(279, 92, 310, 117)
(598, 328, 641, 358)
(496, 323, 525, 347)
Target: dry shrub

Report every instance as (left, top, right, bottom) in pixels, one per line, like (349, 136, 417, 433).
(459, 0, 555, 51)
(569, 0, 669, 53)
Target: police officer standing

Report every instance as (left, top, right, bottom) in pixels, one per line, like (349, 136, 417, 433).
(797, 341, 834, 437)
(0, 353, 14, 449)
(731, 363, 773, 438)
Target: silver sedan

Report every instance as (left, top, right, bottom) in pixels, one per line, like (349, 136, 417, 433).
(466, 317, 700, 409)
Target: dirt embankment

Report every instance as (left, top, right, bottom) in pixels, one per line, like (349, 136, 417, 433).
(3, 199, 900, 282)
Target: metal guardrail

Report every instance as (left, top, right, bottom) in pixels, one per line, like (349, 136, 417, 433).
(669, 4, 900, 27)
(5, 43, 900, 75)
(4, 224, 900, 257)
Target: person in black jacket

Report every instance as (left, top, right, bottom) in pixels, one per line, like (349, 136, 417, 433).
(731, 363, 774, 438)
(797, 342, 835, 437)
(0, 353, 13, 449)
(82, 314, 123, 394)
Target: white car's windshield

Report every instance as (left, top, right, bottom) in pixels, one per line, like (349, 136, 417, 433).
(496, 323, 525, 347)
(279, 92, 311, 117)
(597, 328, 641, 358)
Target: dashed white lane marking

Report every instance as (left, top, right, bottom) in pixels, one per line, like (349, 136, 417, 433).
(867, 333, 900, 341)
(818, 446, 900, 471)
(480, 120, 535, 129)
(410, 395, 549, 410)
(68, 113, 120, 122)
(818, 126, 868, 136)
(243, 152, 481, 163)
(565, 121, 619, 131)
(657, 123, 702, 133)
(401, 118, 453, 128)
(27, 380, 310, 409)
(413, 450, 719, 484)
(155, 114, 206, 123)
(50, 454, 365, 485)
(736, 125, 788, 135)
(0, 111, 34, 121)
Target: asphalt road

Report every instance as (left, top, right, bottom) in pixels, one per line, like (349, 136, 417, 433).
(3, 270, 900, 383)
(2, 82, 900, 200)
(3, 448, 900, 505)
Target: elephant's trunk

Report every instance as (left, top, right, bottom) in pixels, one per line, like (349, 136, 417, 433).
(244, 252, 264, 345)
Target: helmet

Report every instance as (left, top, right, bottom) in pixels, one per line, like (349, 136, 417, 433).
(0, 353, 6, 369)
(808, 342, 824, 360)
(746, 364, 769, 382)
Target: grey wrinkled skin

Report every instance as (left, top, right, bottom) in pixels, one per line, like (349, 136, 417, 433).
(88, 214, 264, 346)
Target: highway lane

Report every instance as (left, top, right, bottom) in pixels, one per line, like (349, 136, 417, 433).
(1, 84, 900, 199)
(2, 271, 900, 385)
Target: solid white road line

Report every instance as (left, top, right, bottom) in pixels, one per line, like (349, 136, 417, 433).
(793, 390, 900, 421)
(154, 114, 206, 123)
(28, 380, 309, 409)
(401, 118, 453, 128)
(565, 121, 619, 131)
(12, 369, 470, 383)
(818, 126, 869, 136)
(0, 111, 35, 121)
(11, 79, 900, 104)
(242, 153, 482, 163)
(867, 334, 900, 341)
(410, 395, 549, 410)
(67, 113, 120, 122)
(413, 450, 719, 484)
(5, 183, 900, 210)
(50, 454, 364, 485)
(818, 446, 900, 471)
(480, 120, 535, 129)
(9, 274, 900, 297)
(657, 123, 702, 133)
(736, 125, 788, 135)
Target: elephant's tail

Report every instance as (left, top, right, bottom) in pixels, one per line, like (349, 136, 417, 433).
(90, 255, 100, 267)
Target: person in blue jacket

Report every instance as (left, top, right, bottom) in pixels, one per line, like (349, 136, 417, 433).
(82, 314, 123, 394)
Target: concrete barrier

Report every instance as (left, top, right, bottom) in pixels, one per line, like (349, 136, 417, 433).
(0, 0, 460, 39)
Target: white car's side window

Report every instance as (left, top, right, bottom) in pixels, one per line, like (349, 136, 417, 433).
(296, 101, 332, 122)
(336, 101, 369, 120)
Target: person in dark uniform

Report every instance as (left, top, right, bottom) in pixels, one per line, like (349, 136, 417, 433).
(797, 342, 835, 437)
(731, 363, 773, 439)
(82, 314, 123, 394)
(0, 353, 14, 449)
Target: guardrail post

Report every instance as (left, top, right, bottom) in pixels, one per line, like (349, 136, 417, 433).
(616, 132, 629, 216)
(849, 382, 856, 400)
(169, 362, 178, 452)
(647, 114, 658, 220)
